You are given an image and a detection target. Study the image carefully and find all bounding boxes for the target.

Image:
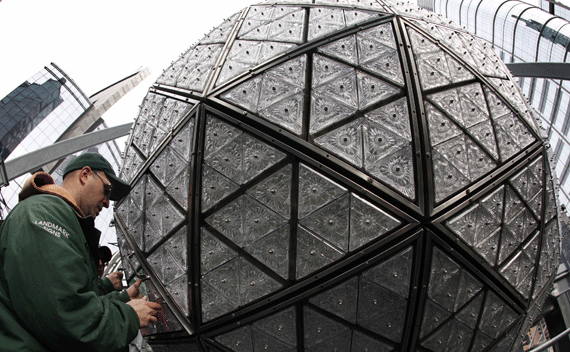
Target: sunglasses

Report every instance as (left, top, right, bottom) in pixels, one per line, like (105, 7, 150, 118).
(93, 171, 113, 199)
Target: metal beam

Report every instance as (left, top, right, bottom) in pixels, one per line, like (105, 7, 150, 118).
(506, 62, 570, 80)
(4, 123, 132, 182)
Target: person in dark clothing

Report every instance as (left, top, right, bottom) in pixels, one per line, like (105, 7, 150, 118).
(0, 153, 161, 351)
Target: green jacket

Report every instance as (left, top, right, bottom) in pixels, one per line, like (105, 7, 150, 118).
(0, 173, 139, 351)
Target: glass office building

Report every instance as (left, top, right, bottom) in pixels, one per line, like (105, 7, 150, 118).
(0, 63, 149, 251)
(540, 0, 570, 19)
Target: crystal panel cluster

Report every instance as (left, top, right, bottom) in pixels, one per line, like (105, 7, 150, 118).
(115, 1, 561, 351)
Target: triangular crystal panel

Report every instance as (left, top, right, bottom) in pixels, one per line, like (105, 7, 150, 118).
(456, 293, 484, 329)
(157, 98, 194, 132)
(365, 97, 412, 140)
(308, 7, 346, 41)
(447, 200, 502, 266)
(364, 118, 410, 167)
(357, 22, 404, 85)
(258, 74, 303, 111)
(351, 330, 395, 352)
(244, 225, 290, 279)
(251, 328, 296, 352)
(267, 55, 306, 88)
(206, 134, 245, 184)
(240, 18, 273, 41)
(176, 44, 224, 92)
(120, 147, 144, 184)
(147, 227, 187, 286)
(467, 119, 499, 161)
(350, 193, 401, 250)
(165, 166, 190, 211)
(494, 112, 535, 161)
(207, 132, 286, 185)
(309, 276, 359, 323)
(361, 246, 413, 299)
(358, 21, 397, 50)
(238, 257, 282, 306)
(217, 61, 255, 87)
(428, 247, 483, 313)
(312, 54, 354, 87)
(366, 144, 415, 200)
(247, 164, 292, 219)
(148, 126, 169, 157)
(317, 34, 358, 65)
(204, 115, 243, 159)
(259, 41, 297, 63)
(239, 259, 282, 305)
(345, 9, 379, 27)
(304, 306, 352, 350)
(357, 276, 408, 342)
(220, 76, 263, 113)
(144, 175, 164, 210)
(425, 102, 462, 147)
(215, 325, 254, 352)
(202, 259, 241, 319)
(206, 195, 287, 248)
(165, 275, 189, 316)
(432, 149, 470, 202)
(407, 25, 440, 55)
(314, 118, 364, 168)
(414, 50, 453, 91)
(300, 194, 350, 252)
(466, 138, 496, 181)
(144, 196, 185, 251)
(259, 93, 304, 135)
(314, 72, 358, 109)
(296, 226, 344, 278)
(150, 146, 188, 188)
(360, 47, 404, 86)
(357, 71, 400, 109)
(170, 118, 195, 162)
(201, 228, 238, 275)
(310, 93, 358, 134)
(499, 232, 540, 300)
(298, 163, 348, 219)
(242, 133, 287, 183)
(420, 299, 452, 339)
(201, 165, 240, 213)
(251, 307, 297, 348)
(478, 291, 518, 339)
(421, 318, 473, 352)
(269, 8, 305, 42)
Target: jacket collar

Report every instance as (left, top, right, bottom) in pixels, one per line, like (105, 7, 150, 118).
(18, 172, 102, 254)
(19, 172, 85, 217)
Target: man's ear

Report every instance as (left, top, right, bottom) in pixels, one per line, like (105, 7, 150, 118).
(79, 167, 91, 185)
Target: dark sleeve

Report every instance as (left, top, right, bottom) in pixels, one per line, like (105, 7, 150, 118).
(1, 197, 139, 352)
(98, 277, 131, 303)
(98, 277, 116, 295)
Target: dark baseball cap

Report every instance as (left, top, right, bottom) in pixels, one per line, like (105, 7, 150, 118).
(63, 152, 131, 201)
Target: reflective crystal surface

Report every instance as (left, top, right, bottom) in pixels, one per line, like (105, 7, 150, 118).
(116, 2, 560, 351)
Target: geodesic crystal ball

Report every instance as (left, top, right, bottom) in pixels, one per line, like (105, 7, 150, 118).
(115, 1, 561, 351)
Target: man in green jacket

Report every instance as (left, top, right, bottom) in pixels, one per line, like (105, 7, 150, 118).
(0, 153, 161, 351)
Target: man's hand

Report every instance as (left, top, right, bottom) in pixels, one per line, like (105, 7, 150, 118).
(126, 296, 162, 328)
(106, 271, 123, 291)
(127, 278, 143, 300)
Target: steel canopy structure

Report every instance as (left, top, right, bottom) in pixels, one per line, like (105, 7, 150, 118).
(115, 1, 562, 351)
